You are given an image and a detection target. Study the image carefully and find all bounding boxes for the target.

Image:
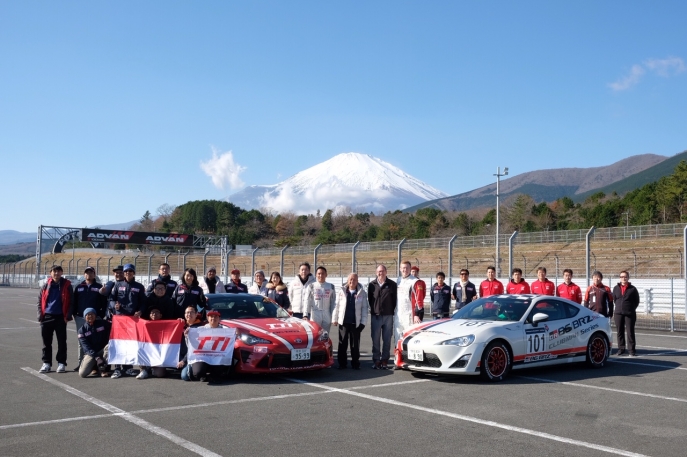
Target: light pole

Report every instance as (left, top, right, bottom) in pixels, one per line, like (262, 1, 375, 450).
(494, 166, 508, 277)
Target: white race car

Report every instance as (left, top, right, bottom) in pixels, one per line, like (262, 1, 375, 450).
(395, 294, 612, 381)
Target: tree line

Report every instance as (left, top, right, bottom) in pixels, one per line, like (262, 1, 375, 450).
(131, 161, 687, 248)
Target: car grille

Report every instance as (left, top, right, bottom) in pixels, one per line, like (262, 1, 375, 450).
(270, 351, 328, 369)
(401, 351, 443, 368)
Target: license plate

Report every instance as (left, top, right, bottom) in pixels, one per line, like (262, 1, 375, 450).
(408, 349, 424, 361)
(291, 348, 311, 361)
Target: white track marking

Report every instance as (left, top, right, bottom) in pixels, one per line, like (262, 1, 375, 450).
(0, 327, 37, 330)
(349, 379, 430, 390)
(19, 317, 76, 332)
(518, 375, 687, 402)
(286, 378, 648, 457)
(22, 368, 222, 457)
(636, 332, 687, 339)
(610, 358, 687, 371)
(0, 413, 115, 430)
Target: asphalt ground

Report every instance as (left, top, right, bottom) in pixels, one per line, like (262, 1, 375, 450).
(1, 288, 686, 457)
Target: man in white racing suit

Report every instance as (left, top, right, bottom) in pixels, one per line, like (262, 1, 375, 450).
(305, 266, 336, 337)
(395, 261, 423, 367)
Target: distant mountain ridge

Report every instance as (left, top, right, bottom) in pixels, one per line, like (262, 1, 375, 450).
(228, 152, 448, 214)
(405, 153, 670, 212)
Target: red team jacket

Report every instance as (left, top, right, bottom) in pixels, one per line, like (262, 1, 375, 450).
(530, 279, 556, 296)
(479, 279, 504, 297)
(412, 279, 427, 317)
(557, 282, 582, 304)
(506, 280, 530, 294)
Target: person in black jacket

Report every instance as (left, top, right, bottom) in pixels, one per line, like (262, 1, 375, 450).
(452, 269, 477, 310)
(146, 280, 176, 320)
(99, 265, 125, 320)
(367, 264, 397, 369)
(77, 308, 111, 378)
(266, 272, 291, 310)
(145, 263, 178, 299)
(107, 264, 146, 318)
(430, 272, 452, 319)
(172, 268, 207, 319)
(71, 266, 107, 371)
(612, 271, 640, 357)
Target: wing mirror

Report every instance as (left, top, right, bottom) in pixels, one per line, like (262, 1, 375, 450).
(531, 313, 549, 327)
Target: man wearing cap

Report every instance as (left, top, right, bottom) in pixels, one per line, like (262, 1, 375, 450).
(223, 269, 248, 294)
(410, 266, 427, 321)
(108, 264, 146, 378)
(185, 309, 230, 382)
(77, 308, 111, 378)
(71, 266, 107, 371)
(248, 270, 268, 296)
(145, 263, 178, 299)
(199, 266, 225, 295)
(37, 265, 73, 373)
(100, 265, 125, 319)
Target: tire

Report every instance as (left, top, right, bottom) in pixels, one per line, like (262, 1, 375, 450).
(586, 332, 609, 368)
(480, 341, 512, 382)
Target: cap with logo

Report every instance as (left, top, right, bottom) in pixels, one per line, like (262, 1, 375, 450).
(206, 309, 221, 317)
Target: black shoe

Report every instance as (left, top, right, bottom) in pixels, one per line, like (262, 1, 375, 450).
(616, 349, 626, 356)
(372, 362, 380, 369)
(352, 365, 360, 370)
(73, 365, 80, 372)
(628, 352, 638, 357)
(338, 365, 347, 370)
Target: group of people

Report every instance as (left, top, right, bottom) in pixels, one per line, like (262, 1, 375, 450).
(36, 259, 642, 381)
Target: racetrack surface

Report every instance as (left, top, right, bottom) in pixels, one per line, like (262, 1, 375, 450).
(1, 288, 685, 457)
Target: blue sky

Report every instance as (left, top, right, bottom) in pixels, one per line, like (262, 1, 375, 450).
(1, 1, 686, 233)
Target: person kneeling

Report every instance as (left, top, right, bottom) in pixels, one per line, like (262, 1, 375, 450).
(184, 309, 231, 383)
(77, 308, 111, 378)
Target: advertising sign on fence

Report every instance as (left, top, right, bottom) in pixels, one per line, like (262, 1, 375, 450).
(81, 228, 194, 246)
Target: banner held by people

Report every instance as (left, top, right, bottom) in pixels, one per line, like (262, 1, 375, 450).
(108, 316, 184, 367)
(187, 327, 237, 366)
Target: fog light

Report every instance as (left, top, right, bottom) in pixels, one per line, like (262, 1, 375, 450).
(450, 354, 471, 368)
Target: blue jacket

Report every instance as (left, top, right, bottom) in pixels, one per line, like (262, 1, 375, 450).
(77, 319, 111, 357)
(452, 281, 477, 308)
(430, 283, 452, 314)
(108, 279, 146, 316)
(72, 281, 107, 318)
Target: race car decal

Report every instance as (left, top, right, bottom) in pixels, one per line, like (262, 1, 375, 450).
(513, 345, 587, 364)
(231, 320, 295, 350)
(525, 327, 547, 355)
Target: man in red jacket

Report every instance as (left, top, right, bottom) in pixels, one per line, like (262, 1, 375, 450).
(37, 265, 73, 373)
(506, 268, 530, 294)
(410, 266, 427, 321)
(530, 266, 555, 296)
(480, 266, 504, 297)
(557, 269, 582, 304)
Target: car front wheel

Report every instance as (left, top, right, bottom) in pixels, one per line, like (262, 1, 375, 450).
(586, 333, 609, 368)
(480, 341, 511, 382)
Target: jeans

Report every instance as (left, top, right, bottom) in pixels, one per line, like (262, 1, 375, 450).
(370, 314, 393, 363)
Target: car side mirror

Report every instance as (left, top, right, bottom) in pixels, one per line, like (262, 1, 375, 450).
(531, 313, 549, 327)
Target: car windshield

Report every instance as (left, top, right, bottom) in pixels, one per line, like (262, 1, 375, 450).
(452, 297, 532, 322)
(207, 295, 290, 320)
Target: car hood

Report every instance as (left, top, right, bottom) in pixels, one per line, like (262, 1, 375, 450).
(407, 319, 516, 343)
(221, 317, 321, 348)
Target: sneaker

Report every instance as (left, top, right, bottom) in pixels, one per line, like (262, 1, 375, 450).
(39, 363, 51, 373)
(372, 362, 380, 369)
(56, 363, 66, 373)
(136, 370, 149, 379)
(616, 349, 626, 356)
(125, 368, 137, 377)
(380, 362, 389, 370)
(629, 352, 638, 357)
(111, 369, 122, 379)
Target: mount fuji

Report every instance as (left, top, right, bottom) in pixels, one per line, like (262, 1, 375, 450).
(228, 152, 448, 214)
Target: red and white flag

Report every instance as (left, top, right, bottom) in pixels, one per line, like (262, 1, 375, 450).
(108, 316, 185, 367)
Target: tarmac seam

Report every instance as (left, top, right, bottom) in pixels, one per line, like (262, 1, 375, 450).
(518, 375, 687, 403)
(285, 377, 648, 457)
(21, 367, 223, 457)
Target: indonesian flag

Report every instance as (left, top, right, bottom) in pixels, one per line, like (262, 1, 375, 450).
(108, 316, 185, 367)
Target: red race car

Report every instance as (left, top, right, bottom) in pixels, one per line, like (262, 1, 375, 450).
(207, 293, 334, 373)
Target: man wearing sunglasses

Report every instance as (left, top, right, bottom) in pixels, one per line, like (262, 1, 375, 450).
(612, 271, 640, 357)
(452, 269, 477, 310)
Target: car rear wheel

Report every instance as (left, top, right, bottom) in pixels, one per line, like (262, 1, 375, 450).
(480, 341, 511, 382)
(586, 332, 608, 368)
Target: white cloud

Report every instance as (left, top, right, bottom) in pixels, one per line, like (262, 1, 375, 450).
(644, 57, 686, 77)
(609, 56, 685, 91)
(258, 183, 393, 215)
(200, 147, 246, 190)
(608, 64, 645, 91)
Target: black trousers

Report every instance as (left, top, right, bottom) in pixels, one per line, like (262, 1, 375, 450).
(338, 323, 361, 368)
(415, 309, 425, 322)
(615, 313, 637, 352)
(433, 312, 450, 319)
(191, 361, 225, 379)
(41, 314, 67, 365)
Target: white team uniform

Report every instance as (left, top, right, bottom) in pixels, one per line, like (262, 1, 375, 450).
(306, 281, 337, 336)
(395, 275, 418, 342)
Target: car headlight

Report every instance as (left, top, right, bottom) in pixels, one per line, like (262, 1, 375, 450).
(238, 332, 272, 345)
(437, 334, 475, 347)
(317, 330, 329, 342)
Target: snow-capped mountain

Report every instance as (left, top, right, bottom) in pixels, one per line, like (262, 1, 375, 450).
(228, 152, 448, 214)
